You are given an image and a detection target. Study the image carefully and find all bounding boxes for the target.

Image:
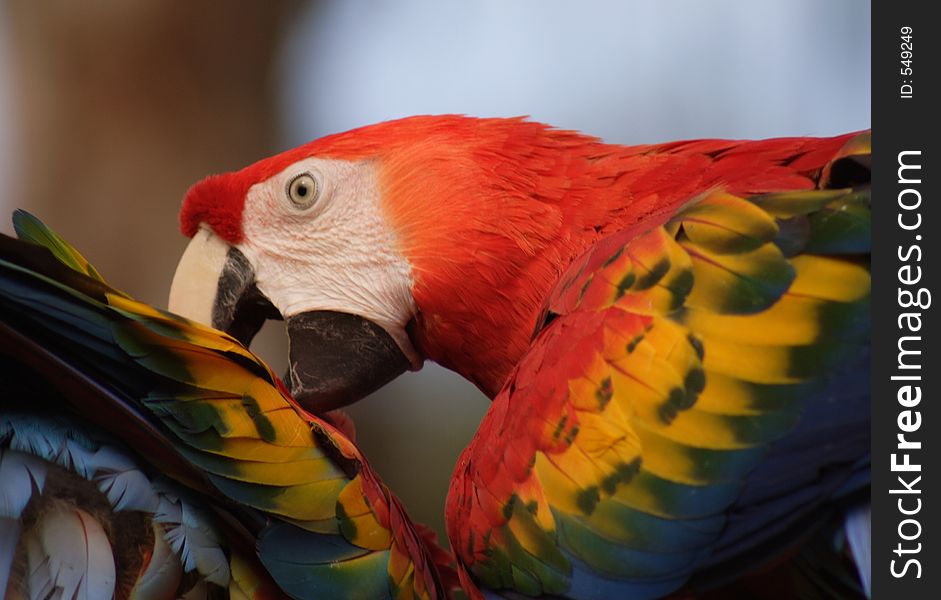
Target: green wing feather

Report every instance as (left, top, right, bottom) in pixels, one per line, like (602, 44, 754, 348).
(12, 209, 108, 285)
(0, 213, 454, 599)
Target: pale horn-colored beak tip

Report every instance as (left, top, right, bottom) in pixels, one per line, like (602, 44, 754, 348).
(168, 227, 230, 326)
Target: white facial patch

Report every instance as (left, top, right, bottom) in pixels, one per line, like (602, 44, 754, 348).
(237, 157, 421, 367)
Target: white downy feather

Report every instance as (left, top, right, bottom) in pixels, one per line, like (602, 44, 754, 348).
(25, 504, 116, 600)
(0, 413, 239, 599)
(127, 521, 184, 600)
(2, 412, 232, 596)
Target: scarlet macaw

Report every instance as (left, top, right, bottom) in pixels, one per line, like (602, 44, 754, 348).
(167, 116, 871, 598)
(0, 212, 455, 598)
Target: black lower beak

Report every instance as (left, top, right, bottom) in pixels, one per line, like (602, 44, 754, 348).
(171, 232, 410, 414)
(285, 311, 410, 413)
(213, 248, 280, 347)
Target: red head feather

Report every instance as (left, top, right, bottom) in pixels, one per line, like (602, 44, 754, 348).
(180, 115, 517, 242)
(179, 115, 855, 395)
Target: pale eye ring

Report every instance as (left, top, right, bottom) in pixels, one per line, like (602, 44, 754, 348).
(286, 172, 319, 209)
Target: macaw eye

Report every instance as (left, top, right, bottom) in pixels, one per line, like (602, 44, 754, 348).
(286, 173, 319, 209)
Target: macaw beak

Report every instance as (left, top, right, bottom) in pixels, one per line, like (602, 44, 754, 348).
(168, 228, 410, 412)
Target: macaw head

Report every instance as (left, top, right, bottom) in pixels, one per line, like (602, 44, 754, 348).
(169, 115, 609, 411)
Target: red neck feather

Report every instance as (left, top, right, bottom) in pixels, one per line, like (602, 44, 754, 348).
(369, 117, 849, 396)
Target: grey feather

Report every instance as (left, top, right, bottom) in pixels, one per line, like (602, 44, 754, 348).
(845, 504, 871, 598)
(1, 412, 234, 596)
(25, 504, 117, 600)
(153, 484, 230, 586)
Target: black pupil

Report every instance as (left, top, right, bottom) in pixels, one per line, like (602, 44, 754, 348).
(296, 183, 308, 197)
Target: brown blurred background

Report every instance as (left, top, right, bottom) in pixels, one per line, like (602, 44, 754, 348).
(0, 0, 869, 540)
(0, 0, 491, 540)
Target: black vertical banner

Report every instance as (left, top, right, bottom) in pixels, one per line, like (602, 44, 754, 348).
(872, 1, 937, 597)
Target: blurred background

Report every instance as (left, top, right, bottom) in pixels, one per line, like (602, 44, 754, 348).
(0, 0, 870, 540)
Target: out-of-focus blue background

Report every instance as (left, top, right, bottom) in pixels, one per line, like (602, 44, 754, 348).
(280, 0, 870, 142)
(0, 0, 870, 538)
